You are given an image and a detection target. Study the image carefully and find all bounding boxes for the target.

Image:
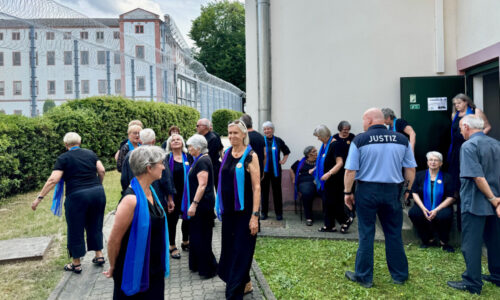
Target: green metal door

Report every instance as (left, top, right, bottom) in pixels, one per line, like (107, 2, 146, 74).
(400, 76, 464, 170)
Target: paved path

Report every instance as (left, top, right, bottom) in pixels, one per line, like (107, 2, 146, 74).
(49, 213, 268, 300)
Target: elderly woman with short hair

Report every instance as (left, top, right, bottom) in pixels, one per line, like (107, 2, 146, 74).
(261, 121, 290, 220)
(105, 146, 169, 298)
(291, 146, 318, 226)
(409, 151, 455, 252)
(186, 134, 218, 278)
(313, 125, 350, 233)
(216, 120, 261, 298)
(117, 124, 142, 172)
(32, 132, 106, 273)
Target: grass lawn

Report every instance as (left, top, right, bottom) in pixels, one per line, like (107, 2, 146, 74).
(254, 237, 499, 299)
(0, 171, 122, 300)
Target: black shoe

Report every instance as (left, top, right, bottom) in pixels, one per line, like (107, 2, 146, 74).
(442, 244, 455, 253)
(447, 281, 480, 294)
(483, 274, 500, 287)
(276, 215, 283, 221)
(419, 244, 429, 249)
(345, 271, 373, 288)
(260, 214, 268, 220)
(393, 279, 406, 285)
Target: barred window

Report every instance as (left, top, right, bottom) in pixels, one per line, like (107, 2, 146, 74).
(65, 80, 73, 94)
(80, 51, 89, 65)
(64, 51, 72, 65)
(97, 51, 105, 65)
(46, 32, 55, 40)
(47, 51, 55, 65)
(63, 32, 71, 40)
(48, 80, 56, 95)
(137, 76, 145, 91)
(98, 80, 107, 94)
(80, 31, 88, 39)
(176, 76, 196, 107)
(13, 81, 22, 95)
(12, 52, 21, 66)
(81, 80, 89, 94)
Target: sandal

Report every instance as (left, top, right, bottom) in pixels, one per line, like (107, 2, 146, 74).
(170, 247, 181, 259)
(306, 219, 313, 226)
(92, 257, 105, 266)
(318, 226, 337, 232)
(340, 223, 351, 234)
(345, 217, 354, 226)
(244, 282, 253, 294)
(181, 242, 190, 251)
(64, 263, 82, 274)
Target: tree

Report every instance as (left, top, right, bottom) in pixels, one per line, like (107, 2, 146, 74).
(43, 99, 56, 113)
(189, 0, 245, 91)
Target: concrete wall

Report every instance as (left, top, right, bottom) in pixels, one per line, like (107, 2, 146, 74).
(246, 0, 459, 166)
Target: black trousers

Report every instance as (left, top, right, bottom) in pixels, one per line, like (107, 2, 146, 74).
(113, 273, 165, 299)
(189, 212, 217, 277)
(298, 182, 317, 220)
(218, 213, 257, 300)
(64, 185, 106, 258)
(321, 178, 347, 229)
(408, 205, 453, 244)
(460, 213, 500, 293)
(261, 172, 283, 216)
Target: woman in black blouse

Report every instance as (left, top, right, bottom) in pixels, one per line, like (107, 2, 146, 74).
(409, 151, 455, 252)
(105, 146, 169, 298)
(217, 120, 260, 298)
(186, 134, 218, 278)
(261, 121, 290, 220)
(32, 132, 106, 274)
(291, 146, 318, 226)
(165, 133, 193, 259)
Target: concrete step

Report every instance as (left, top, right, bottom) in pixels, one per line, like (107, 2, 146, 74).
(0, 236, 52, 264)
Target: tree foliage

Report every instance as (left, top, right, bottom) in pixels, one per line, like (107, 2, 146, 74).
(43, 99, 56, 113)
(189, 0, 245, 91)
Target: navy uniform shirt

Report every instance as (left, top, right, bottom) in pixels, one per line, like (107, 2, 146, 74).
(345, 124, 417, 183)
(459, 132, 500, 216)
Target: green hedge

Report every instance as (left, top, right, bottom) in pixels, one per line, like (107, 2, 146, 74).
(212, 109, 243, 136)
(0, 96, 199, 200)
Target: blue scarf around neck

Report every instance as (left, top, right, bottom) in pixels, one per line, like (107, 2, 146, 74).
(315, 136, 333, 191)
(264, 136, 279, 177)
(423, 170, 444, 211)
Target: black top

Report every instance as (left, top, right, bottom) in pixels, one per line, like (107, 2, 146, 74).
(291, 159, 316, 185)
(220, 151, 254, 214)
(113, 187, 166, 282)
(322, 140, 344, 185)
(264, 135, 291, 175)
(333, 133, 355, 162)
(204, 131, 223, 168)
(53, 148, 101, 196)
(411, 170, 454, 207)
(389, 118, 410, 139)
(248, 131, 265, 175)
(167, 153, 194, 205)
(119, 138, 128, 150)
(116, 143, 132, 173)
(188, 155, 215, 215)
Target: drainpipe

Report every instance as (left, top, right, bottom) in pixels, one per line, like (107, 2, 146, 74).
(74, 40, 80, 99)
(29, 26, 37, 117)
(257, 0, 271, 131)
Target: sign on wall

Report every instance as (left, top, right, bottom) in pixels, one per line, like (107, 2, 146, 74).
(427, 97, 447, 111)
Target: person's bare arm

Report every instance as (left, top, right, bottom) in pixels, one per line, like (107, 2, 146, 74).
(404, 125, 416, 152)
(31, 170, 63, 210)
(104, 195, 136, 278)
(344, 169, 356, 210)
(96, 160, 105, 184)
(279, 154, 289, 165)
(248, 153, 261, 235)
(476, 109, 491, 135)
(188, 171, 208, 216)
(321, 157, 343, 181)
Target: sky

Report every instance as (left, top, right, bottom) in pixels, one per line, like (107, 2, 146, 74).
(54, 0, 237, 47)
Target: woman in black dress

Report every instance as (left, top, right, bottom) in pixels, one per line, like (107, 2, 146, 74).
(313, 124, 349, 233)
(185, 134, 218, 278)
(409, 151, 455, 252)
(291, 146, 318, 226)
(217, 120, 260, 299)
(32, 132, 106, 273)
(165, 133, 192, 259)
(105, 146, 169, 299)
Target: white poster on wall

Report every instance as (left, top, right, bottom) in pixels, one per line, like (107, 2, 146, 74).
(427, 97, 447, 111)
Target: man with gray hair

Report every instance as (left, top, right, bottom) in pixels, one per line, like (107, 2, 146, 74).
(197, 118, 223, 187)
(447, 115, 500, 295)
(382, 108, 416, 152)
(121, 129, 175, 212)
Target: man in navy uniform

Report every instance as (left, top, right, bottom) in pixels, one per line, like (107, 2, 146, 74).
(447, 115, 500, 295)
(344, 108, 416, 288)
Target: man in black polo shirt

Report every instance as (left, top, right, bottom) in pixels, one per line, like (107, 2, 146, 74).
(240, 114, 265, 176)
(196, 118, 223, 187)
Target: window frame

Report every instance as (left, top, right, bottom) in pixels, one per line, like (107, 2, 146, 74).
(13, 81, 22, 96)
(80, 51, 89, 65)
(12, 32, 20, 40)
(96, 31, 104, 41)
(47, 80, 56, 95)
(64, 51, 72, 65)
(135, 25, 144, 34)
(81, 80, 89, 94)
(97, 51, 106, 65)
(46, 32, 55, 40)
(98, 79, 107, 94)
(113, 31, 120, 39)
(0, 81, 4, 96)
(47, 51, 55, 66)
(115, 79, 121, 94)
(63, 32, 72, 40)
(64, 80, 73, 94)
(135, 45, 145, 59)
(80, 31, 88, 40)
(12, 51, 21, 66)
(136, 76, 146, 91)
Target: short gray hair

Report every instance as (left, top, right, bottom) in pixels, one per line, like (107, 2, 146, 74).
(381, 108, 396, 120)
(139, 128, 156, 145)
(186, 134, 208, 154)
(63, 132, 81, 145)
(129, 146, 166, 176)
(165, 133, 187, 153)
(303, 146, 315, 157)
(426, 151, 443, 162)
(337, 120, 351, 131)
(462, 115, 484, 130)
(262, 121, 274, 129)
(313, 124, 331, 139)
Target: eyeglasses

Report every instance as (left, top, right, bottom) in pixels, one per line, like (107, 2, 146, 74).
(196, 124, 206, 128)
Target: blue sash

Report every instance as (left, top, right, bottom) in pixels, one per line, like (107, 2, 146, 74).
(215, 145, 252, 220)
(447, 106, 474, 159)
(423, 170, 444, 211)
(294, 157, 307, 200)
(168, 153, 191, 220)
(122, 177, 169, 296)
(184, 153, 204, 219)
(315, 136, 333, 191)
(264, 136, 279, 177)
(51, 146, 79, 217)
(391, 118, 397, 132)
(127, 139, 141, 151)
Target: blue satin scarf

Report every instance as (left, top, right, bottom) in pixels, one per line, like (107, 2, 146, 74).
(127, 139, 140, 151)
(51, 146, 80, 217)
(264, 136, 279, 177)
(447, 106, 474, 159)
(121, 177, 169, 296)
(391, 118, 397, 132)
(215, 145, 252, 220)
(294, 157, 307, 200)
(315, 136, 333, 191)
(168, 153, 191, 220)
(423, 170, 444, 210)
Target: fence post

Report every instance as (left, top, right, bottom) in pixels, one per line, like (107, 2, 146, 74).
(150, 65, 154, 101)
(106, 51, 111, 95)
(30, 26, 37, 116)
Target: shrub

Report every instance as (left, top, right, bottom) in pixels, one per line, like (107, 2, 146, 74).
(211, 109, 243, 136)
(43, 100, 56, 113)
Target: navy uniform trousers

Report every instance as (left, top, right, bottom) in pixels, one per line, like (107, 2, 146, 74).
(461, 213, 500, 292)
(354, 181, 408, 284)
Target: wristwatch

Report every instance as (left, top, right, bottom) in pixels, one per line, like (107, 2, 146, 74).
(343, 191, 353, 195)
(252, 211, 260, 217)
